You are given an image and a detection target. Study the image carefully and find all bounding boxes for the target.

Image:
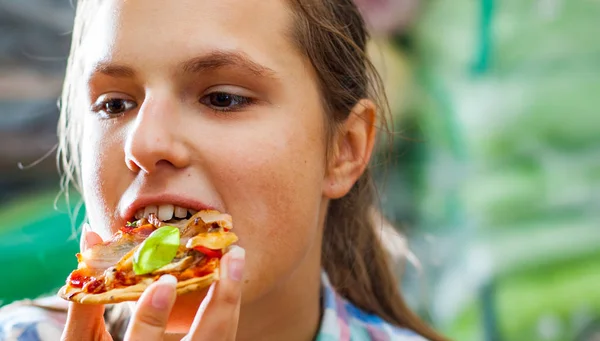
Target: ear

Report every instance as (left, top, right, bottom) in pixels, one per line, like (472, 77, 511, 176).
(323, 99, 377, 199)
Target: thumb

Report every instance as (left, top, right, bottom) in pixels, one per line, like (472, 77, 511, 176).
(124, 275, 178, 340)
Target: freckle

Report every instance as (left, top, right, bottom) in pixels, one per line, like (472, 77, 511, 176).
(244, 280, 250, 284)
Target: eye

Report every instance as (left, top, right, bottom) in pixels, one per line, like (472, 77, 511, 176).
(91, 96, 137, 118)
(200, 92, 252, 112)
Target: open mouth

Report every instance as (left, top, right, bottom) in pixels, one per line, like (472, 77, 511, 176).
(131, 204, 198, 224)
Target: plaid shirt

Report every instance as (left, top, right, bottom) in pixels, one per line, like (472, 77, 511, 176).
(317, 273, 429, 341)
(0, 274, 429, 341)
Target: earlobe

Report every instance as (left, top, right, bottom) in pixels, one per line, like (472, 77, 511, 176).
(323, 99, 377, 199)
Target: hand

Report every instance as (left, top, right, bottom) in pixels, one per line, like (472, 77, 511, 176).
(61, 224, 246, 341)
(125, 245, 245, 341)
(61, 223, 112, 341)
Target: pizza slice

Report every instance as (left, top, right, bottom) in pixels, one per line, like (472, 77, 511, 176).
(58, 210, 238, 304)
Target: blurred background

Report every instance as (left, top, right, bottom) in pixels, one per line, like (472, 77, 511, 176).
(1, 1, 599, 340)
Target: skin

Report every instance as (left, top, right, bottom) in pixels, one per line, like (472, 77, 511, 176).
(63, 0, 376, 340)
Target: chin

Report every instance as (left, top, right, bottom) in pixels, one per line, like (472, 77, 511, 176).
(165, 289, 209, 333)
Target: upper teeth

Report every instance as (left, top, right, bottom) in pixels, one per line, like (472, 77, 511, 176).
(158, 204, 174, 221)
(134, 205, 197, 221)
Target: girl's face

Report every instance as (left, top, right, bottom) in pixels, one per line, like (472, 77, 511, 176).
(80, 0, 330, 317)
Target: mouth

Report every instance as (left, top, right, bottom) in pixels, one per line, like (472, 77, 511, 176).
(131, 204, 198, 224)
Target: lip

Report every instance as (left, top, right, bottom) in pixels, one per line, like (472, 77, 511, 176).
(121, 195, 216, 222)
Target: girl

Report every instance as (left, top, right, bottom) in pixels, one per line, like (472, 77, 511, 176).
(1, 0, 448, 340)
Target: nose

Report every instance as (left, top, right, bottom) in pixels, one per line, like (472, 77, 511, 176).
(124, 95, 190, 174)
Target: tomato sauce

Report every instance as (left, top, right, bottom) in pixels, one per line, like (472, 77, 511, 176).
(85, 279, 106, 293)
(190, 258, 219, 278)
(68, 269, 91, 288)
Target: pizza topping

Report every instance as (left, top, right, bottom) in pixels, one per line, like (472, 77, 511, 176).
(193, 210, 233, 230)
(151, 255, 195, 275)
(114, 268, 139, 287)
(114, 245, 140, 272)
(83, 278, 105, 294)
(80, 223, 157, 273)
(147, 212, 192, 231)
(176, 257, 219, 281)
(68, 269, 91, 288)
(61, 209, 238, 300)
(133, 226, 180, 275)
(186, 231, 238, 250)
(79, 239, 139, 274)
(147, 213, 165, 228)
(193, 246, 223, 259)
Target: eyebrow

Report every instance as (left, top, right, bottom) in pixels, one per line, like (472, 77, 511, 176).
(92, 63, 136, 78)
(89, 50, 277, 80)
(179, 50, 277, 78)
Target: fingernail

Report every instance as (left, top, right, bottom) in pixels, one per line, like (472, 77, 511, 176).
(84, 226, 96, 245)
(226, 246, 245, 282)
(152, 275, 177, 309)
(80, 223, 90, 250)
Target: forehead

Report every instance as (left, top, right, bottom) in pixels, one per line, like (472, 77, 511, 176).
(82, 0, 298, 76)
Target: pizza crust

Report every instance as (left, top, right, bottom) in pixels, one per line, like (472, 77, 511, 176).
(58, 270, 218, 305)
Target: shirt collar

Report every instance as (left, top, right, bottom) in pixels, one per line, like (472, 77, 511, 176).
(316, 271, 352, 341)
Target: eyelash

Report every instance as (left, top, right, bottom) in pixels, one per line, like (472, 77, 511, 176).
(90, 97, 137, 119)
(199, 91, 253, 113)
(90, 91, 253, 119)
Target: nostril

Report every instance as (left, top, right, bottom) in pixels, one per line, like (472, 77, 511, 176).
(155, 159, 177, 169)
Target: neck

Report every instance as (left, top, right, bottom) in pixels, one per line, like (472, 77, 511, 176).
(235, 210, 326, 341)
(163, 265, 322, 341)
(238, 266, 322, 341)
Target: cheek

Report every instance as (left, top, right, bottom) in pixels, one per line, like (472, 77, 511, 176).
(81, 119, 127, 238)
(206, 113, 327, 291)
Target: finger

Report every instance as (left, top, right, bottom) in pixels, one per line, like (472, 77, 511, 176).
(124, 275, 178, 341)
(62, 224, 106, 341)
(61, 302, 106, 341)
(188, 246, 245, 340)
(80, 223, 103, 252)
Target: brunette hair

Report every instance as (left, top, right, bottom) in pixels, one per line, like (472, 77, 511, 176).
(58, 0, 446, 340)
(287, 1, 446, 340)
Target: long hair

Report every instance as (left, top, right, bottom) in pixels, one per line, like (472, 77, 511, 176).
(288, 1, 446, 340)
